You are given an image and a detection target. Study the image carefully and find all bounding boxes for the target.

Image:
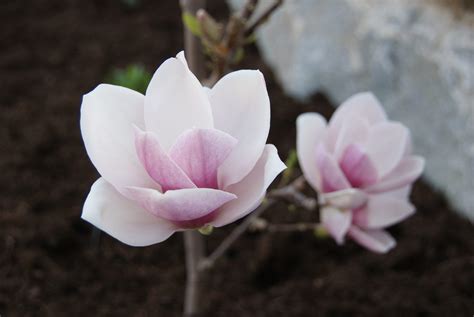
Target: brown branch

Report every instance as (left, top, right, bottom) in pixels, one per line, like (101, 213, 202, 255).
(200, 176, 317, 270)
(199, 198, 275, 271)
(180, 1, 207, 316)
(180, 0, 206, 79)
(240, 0, 259, 21)
(245, 0, 283, 36)
(249, 218, 324, 233)
(183, 231, 205, 317)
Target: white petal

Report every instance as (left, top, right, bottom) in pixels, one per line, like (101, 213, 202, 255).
(367, 156, 425, 193)
(82, 178, 175, 247)
(386, 185, 412, 199)
(212, 144, 286, 227)
(326, 92, 387, 152)
(319, 188, 368, 210)
(209, 70, 270, 188)
(365, 122, 410, 178)
(353, 194, 415, 229)
(321, 206, 352, 244)
(348, 226, 396, 253)
(144, 56, 213, 150)
(333, 115, 370, 161)
(80, 84, 157, 193)
(296, 112, 327, 191)
(176, 51, 188, 68)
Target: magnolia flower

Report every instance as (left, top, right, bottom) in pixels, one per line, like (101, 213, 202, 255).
(297, 93, 424, 253)
(80, 52, 285, 246)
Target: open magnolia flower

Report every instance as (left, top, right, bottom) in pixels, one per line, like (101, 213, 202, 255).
(297, 93, 424, 253)
(80, 51, 285, 246)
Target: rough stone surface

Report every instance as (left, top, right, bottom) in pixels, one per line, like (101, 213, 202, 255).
(230, 0, 474, 221)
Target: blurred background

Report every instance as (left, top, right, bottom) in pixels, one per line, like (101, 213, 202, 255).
(1, 0, 473, 316)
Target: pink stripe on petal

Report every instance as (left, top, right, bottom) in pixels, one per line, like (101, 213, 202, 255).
(125, 187, 237, 228)
(348, 226, 396, 253)
(340, 144, 378, 188)
(134, 127, 195, 192)
(316, 144, 351, 193)
(169, 128, 238, 189)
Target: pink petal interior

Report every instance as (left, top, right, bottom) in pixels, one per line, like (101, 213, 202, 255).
(134, 127, 195, 192)
(169, 128, 237, 189)
(316, 144, 351, 193)
(125, 186, 237, 228)
(339, 143, 378, 188)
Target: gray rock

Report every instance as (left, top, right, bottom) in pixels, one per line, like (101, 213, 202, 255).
(230, 0, 474, 220)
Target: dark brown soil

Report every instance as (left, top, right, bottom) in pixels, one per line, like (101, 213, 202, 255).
(1, 1, 473, 316)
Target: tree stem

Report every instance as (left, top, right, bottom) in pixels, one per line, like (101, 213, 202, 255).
(180, 1, 206, 316)
(183, 230, 205, 316)
(180, 0, 206, 79)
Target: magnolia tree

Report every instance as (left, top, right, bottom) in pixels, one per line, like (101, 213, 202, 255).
(79, 0, 424, 315)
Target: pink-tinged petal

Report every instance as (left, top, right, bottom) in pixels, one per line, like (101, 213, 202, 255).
(333, 115, 370, 161)
(365, 122, 410, 178)
(144, 56, 213, 150)
(296, 113, 327, 191)
(316, 144, 351, 192)
(209, 70, 270, 188)
(82, 178, 175, 247)
(168, 128, 238, 189)
(340, 144, 378, 188)
(386, 185, 412, 199)
(125, 187, 236, 228)
(321, 206, 352, 244)
(134, 127, 195, 192)
(80, 84, 157, 194)
(212, 144, 286, 227)
(367, 156, 424, 193)
(327, 92, 387, 152)
(348, 226, 396, 253)
(319, 188, 368, 210)
(353, 194, 415, 229)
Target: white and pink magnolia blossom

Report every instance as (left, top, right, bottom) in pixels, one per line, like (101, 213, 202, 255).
(80, 51, 285, 246)
(297, 93, 424, 253)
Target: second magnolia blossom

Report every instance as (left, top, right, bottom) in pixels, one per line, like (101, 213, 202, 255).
(297, 93, 424, 253)
(80, 51, 285, 246)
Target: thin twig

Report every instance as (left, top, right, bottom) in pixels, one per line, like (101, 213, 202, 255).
(269, 176, 317, 211)
(200, 176, 317, 270)
(199, 198, 276, 271)
(250, 218, 324, 233)
(240, 0, 259, 21)
(180, 0, 206, 79)
(245, 0, 283, 36)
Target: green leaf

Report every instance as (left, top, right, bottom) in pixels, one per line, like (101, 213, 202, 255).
(244, 33, 257, 44)
(280, 149, 298, 186)
(106, 64, 152, 94)
(198, 10, 223, 43)
(314, 226, 329, 239)
(182, 12, 202, 37)
(232, 47, 245, 64)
